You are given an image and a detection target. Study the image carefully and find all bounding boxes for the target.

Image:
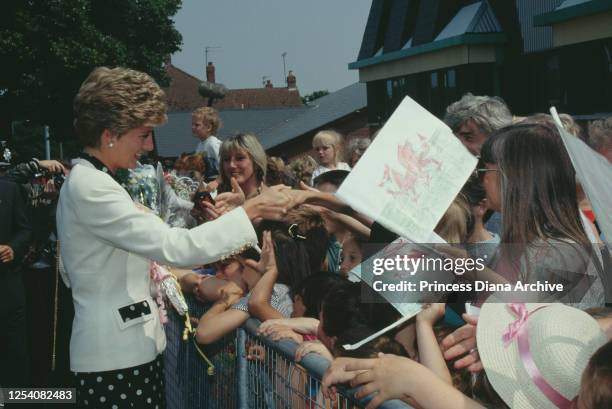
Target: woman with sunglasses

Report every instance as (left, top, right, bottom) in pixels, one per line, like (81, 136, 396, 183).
(478, 122, 604, 307)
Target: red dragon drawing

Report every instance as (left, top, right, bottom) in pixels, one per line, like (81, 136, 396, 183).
(378, 132, 442, 198)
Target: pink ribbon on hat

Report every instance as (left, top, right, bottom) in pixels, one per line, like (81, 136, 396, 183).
(502, 303, 576, 409)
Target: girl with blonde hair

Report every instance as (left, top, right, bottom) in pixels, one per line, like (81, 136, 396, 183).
(311, 130, 351, 183)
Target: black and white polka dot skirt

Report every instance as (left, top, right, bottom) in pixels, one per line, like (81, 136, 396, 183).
(74, 354, 165, 408)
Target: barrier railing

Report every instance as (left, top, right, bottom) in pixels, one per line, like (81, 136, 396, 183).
(165, 296, 239, 409)
(165, 296, 412, 409)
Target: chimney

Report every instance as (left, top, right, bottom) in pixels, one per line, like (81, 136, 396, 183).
(287, 70, 297, 90)
(206, 62, 216, 83)
(265, 79, 273, 88)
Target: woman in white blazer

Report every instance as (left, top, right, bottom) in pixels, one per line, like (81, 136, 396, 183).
(57, 67, 292, 408)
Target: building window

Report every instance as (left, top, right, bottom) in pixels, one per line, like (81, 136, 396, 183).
(431, 72, 438, 89)
(445, 69, 456, 88)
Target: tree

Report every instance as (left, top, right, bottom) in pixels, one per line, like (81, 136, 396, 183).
(301, 89, 329, 105)
(0, 0, 183, 157)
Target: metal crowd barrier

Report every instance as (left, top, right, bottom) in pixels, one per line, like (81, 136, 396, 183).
(165, 295, 412, 409)
(165, 296, 239, 409)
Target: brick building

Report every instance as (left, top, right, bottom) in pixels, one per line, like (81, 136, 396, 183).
(155, 60, 368, 159)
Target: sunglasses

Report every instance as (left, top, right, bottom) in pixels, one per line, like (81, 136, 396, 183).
(473, 167, 498, 179)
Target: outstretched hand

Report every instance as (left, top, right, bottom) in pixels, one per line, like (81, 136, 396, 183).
(215, 177, 245, 215)
(441, 314, 482, 372)
(243, 185, 293, 222)
(244, 231, 277, 275)
(298, 181, 318, 192)
(39, 160, 65, 174)
(349, 353, 422, 409)
(321, 357, 363, 401)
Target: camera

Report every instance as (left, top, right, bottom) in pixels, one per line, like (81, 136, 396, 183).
(33, 170, 66, 190)
(193, 190, 215, 207)
(52, 172, 66, 190)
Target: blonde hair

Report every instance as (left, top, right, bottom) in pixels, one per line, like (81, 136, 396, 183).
(218, 133, 267, 190)
(435, 194, 471, 244)
(192, 106, 222, 134)
(73, 67, 167, 148)
(312, 130, 344, 163)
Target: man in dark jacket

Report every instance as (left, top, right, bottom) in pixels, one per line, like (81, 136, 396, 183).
(0, 177, 32, 387)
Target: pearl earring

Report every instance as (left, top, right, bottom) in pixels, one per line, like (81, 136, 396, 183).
(108, 142, 114, 148)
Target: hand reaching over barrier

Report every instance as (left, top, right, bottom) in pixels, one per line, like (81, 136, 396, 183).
(258, 324, 304, 343)
(321, 353, 486, 409)
(258, 317, 320, 335)
(295, 340, 333, 362)
(441, 314, 482, 372)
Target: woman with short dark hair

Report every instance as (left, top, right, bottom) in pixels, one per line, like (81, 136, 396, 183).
(59, 66, 294, 408)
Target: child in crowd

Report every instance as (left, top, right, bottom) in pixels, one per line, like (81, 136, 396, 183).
(257, 272, 347, 344)
(173, 152, 207, 182)
(310, 170, 370, 273)
(339, 232, 364, 278)
(287, 155, 318, 186)
(457, 173, 501, 264)
(265, 156, 295, 187)
(194, 230, 297, 344)
(294, 282, 402, 363)
(176, 254, 255, 304)
(434, 194, 471, 244)
(311, 130, 351, 183)
(196, 206, 327, 344)
(192, 107, 222, 183)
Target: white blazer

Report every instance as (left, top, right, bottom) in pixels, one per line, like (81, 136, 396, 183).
(57, 159, 257, 372)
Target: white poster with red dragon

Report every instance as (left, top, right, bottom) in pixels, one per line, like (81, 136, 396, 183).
(337, 96, 477, 243)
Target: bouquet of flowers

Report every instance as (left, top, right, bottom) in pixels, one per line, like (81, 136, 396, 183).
(121, 163, 161, 215)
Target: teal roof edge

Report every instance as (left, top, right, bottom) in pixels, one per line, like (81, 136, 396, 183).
(534, 0, 612, 26)
(348, 32, 507, 70)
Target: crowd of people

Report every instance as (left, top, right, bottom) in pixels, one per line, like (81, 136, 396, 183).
(1, 66, 611, 409)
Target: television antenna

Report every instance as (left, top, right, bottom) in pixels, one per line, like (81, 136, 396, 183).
(205, 46, 221, 66)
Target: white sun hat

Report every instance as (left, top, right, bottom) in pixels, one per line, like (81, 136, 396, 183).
(477, 301, 607, 409)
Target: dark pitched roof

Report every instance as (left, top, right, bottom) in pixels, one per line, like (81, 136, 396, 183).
(154, 82, 367, 156)
(163, 63, 303, 112)
(383, 0, 420, 53)
(351, 1, 506, 69)
(260, 82, 367, 150)
(435, 1, 502, 40)
(352, 0, 589, 67)
(154, 107, 309, 157)
(357, 0, 391, 60)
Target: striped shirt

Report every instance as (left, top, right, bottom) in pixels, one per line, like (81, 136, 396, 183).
(230, 283, 293, 318)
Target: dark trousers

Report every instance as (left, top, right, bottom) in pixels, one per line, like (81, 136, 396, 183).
(0, 269, 30, 387)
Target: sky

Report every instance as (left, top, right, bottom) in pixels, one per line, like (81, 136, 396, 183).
(171, 0, 372, 96)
